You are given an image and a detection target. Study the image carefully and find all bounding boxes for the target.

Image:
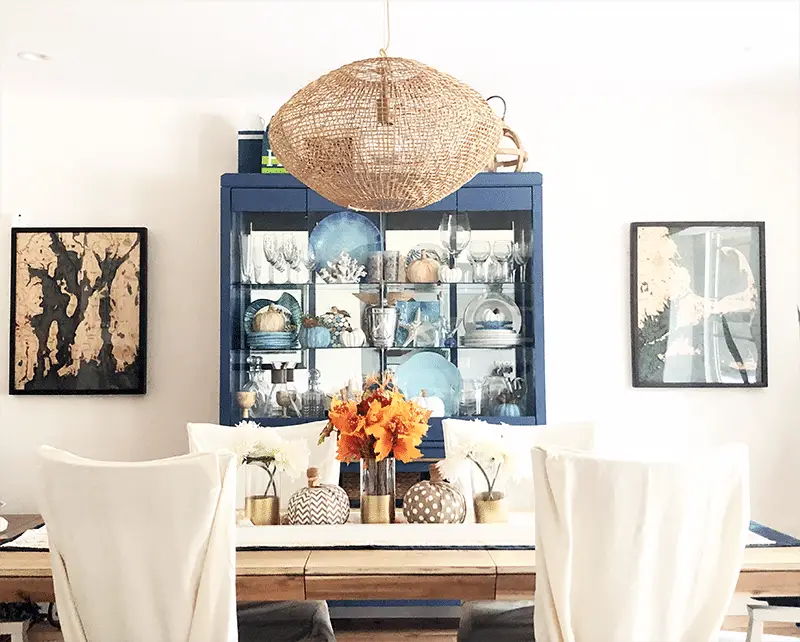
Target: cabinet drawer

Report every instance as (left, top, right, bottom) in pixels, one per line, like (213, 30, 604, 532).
(307, 191, 341, 212)
(457, 187, 531, 212)
(231, 188, 306, 212)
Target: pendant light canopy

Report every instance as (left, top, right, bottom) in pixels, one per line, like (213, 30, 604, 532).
(269, 55, 502, 212)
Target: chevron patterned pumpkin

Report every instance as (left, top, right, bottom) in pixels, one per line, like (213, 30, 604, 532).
(287, 467, 350, 525)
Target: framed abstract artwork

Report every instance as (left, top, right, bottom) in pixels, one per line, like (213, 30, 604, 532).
(9, 227, 147, 395)
(630, 222, 766, 388)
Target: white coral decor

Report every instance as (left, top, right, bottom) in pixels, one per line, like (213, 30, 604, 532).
(318, 251, 367, 284)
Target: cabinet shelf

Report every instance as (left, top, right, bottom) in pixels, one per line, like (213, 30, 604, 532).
(232, 343, 532, 357)
(232, 281, 526, 290)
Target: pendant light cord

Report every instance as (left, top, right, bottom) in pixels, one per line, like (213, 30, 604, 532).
(379, 0, 391, 57)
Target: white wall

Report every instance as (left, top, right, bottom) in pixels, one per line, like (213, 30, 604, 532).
(0, 98, 233, 506)
(1, 84, 799, 533)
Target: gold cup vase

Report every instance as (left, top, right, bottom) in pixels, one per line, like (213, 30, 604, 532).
(246, 495, 281, 526)
(360, 457, 396, 524)
(473, 491, 508, 524)
(243, 460, 281, 525)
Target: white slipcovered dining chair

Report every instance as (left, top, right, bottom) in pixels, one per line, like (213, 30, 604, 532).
(37, 446, 238, 642)
(445, 419, 596, 642)
(532, 444, 795, 642)
(187, 421, 337, 642)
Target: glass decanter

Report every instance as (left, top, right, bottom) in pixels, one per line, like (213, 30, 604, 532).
(242, 355, 270, 417)
(301, 369, 326, 418)
(270, 367, 301, 418)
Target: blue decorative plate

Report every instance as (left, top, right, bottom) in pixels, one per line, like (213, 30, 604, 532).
(309, 211, 382, 270)
(247, 332, 298, 350)
(244, 293, 302, 339)
(404, 243, 447, 267)
(395, 352, 462, 416)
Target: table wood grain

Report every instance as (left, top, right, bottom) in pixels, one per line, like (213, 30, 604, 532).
(304, 549, 496, 576)
(1, 515, 799, 602)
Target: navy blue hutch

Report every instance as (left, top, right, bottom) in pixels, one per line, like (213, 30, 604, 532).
(220, 172, 545, 472)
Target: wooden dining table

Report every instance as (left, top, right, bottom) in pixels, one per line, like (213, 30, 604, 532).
(2, 514, 800, 603)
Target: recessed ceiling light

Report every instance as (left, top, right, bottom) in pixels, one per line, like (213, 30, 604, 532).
(17, 51, 50, 62)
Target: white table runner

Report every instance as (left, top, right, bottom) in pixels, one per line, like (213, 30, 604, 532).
(0, 514, 777, 551)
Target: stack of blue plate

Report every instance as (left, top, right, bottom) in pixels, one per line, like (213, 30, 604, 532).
(247, 331, 296, 351)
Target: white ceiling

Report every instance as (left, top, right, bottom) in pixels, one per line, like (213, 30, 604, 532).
(0, 0, 798, 99)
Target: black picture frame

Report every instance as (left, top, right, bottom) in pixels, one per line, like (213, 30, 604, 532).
(630, 222, 767, 388)
(9, 227, 148, 395)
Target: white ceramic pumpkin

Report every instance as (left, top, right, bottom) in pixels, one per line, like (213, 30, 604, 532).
(406, 258, 440, 283)
(411, 389, 445, 417)
(340, 328, 366, 347)
(438, 265, 462, 283)
(252, 304, 286, 332)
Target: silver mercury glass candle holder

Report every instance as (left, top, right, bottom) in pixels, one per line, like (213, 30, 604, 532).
(369, 306, 398, 348)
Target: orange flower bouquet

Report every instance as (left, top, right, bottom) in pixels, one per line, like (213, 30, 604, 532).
(320, 374, 431, 523)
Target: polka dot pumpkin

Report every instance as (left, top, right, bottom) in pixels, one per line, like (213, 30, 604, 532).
(402, 465, 467, 524)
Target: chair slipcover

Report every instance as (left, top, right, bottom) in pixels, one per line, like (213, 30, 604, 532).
(37, 446, 238, 642)
(451, 421, 595, 642)
(187, 422, 337, 642)
(442, 420, 596, 519)
(533, 444, 750, 642)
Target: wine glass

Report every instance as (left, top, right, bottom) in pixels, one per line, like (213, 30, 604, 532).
(512, 238, 531, 281)
(271, 252, 288, 284)
(438, 213, 471, 266)
(240, 234, 255, 284)
(302, 246, 317, 282)
(252, 237, 271, 284)
(264, 234, 287, 284)
(281, 234, 300, 283)
(492, 240, 513, 282)
(467, 240, 491, 282)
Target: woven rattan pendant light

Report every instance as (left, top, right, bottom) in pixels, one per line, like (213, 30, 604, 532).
(268, 0, 502, 212)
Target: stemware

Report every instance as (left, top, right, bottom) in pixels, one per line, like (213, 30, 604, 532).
(240, 233, 255, 284)
(281, 235, 301, 284)
(512, 238, 531, 281)
(263, 234, 278, 276)
(302, 246, 317, 282)
(467, 240, 491, 283)
(492, 240, 513, 282)
(263, 234, 286, 284)
(438, 213, 471, 266)
(271, 252, 288, 284)
(252, 238, 271, 284)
